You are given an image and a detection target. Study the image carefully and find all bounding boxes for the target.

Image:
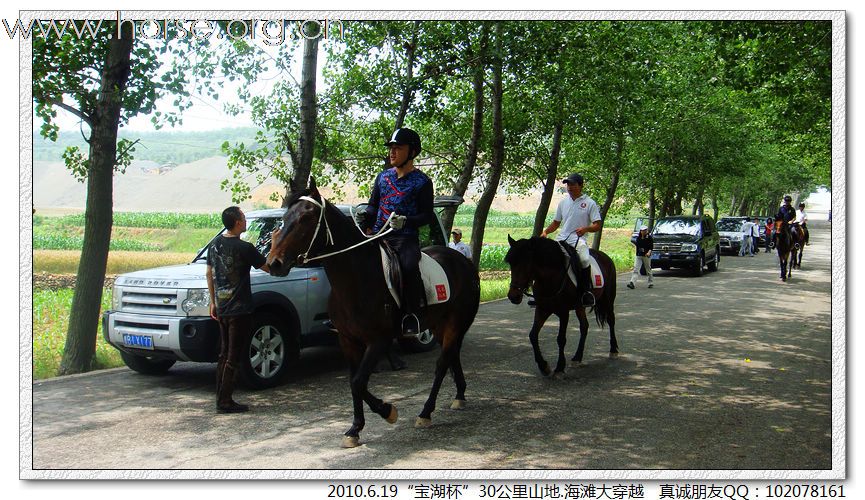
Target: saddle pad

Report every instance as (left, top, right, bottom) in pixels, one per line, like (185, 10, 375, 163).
(380, 248, 451, 308)
(558, 244, 604, 289)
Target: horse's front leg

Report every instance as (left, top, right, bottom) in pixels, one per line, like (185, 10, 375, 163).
(339, 335, 366, 448)
(553, 310, 569, 376)
(341, 336, 396, 448)
(529, 307, 553, 376)
(571, 307, 591, 365)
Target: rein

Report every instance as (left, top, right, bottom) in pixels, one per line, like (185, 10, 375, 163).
(296, 195, 394, 264)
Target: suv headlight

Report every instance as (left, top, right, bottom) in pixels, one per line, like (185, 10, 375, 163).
(112, 286, 122, 310)
(182, 289, 210, 316)
(680, 243, 698, 252)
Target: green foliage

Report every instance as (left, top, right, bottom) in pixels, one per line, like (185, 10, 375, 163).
(32, 288, 120, 379)
(34, 234, 161, 252)
(53, 212, 221, 229)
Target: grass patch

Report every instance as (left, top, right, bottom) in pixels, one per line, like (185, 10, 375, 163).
(32, 288, 122, 379)
(480, 279, 510, 303)
(34, 250, 195, 275)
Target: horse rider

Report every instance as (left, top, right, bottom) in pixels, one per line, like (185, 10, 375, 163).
(775, 195, 798, 246)
(541, 173, 602, 307)
(364, 127, 434, 336)
(795, 202, 810, 246)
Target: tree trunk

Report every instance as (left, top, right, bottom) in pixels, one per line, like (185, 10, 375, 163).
(648, 186, 656, 229)
(532, 121, 563, 237)
(692, 186, 705, 215)
(470, 22, 504, 268)
(594, 124, 624, 250)
(284, 36, 319, 203)
(59, 25, 134, 375)
(440, 23, 488, 236)
(394, 22, 420, 129)
(711, 194, 719, 221)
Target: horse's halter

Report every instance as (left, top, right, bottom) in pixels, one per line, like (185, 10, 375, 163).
(295, 195, 334, 265)
(509, 253, 572, 300)
(292, 195, 395, 265)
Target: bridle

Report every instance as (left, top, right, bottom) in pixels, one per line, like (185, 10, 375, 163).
(292, 195, 394, 265)
(509, 256, 572, 300)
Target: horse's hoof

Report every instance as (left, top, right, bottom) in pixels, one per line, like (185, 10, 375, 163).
(552, 371, 566, 380)
(415, 417, 432, 428)
(451, 399, 466, 410)
(341, 436, 361, 448)
(385, 405, 399, 424)
(609, 352, 620, 359)
(570, 360, 585, 368)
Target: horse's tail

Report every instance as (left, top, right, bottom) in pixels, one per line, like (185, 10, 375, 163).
(589, 250, 616, 328)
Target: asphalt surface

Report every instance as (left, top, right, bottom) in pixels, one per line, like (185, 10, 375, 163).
(30, 221, 834, 473)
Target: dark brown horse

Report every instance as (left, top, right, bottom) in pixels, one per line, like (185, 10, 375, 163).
(792, 224, 806, 269)
(504, 236, 618, 377)
(267, 180, 480, 448)
(774, 220, 795, 281)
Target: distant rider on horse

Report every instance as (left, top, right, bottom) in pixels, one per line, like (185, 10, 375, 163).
(775, 195, 799, 247)
(795, 202, 810, 246)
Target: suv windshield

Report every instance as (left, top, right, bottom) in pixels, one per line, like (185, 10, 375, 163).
(193, 216, 282, 263)
(653, 218, 701, 236)
(717, 220, 744, 232)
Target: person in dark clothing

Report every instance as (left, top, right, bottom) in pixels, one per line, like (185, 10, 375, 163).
(207, 206, 273, 413)
(627, 225, 654, 289)
(365, 127, 434, 336)
(775, 195, 798, 246)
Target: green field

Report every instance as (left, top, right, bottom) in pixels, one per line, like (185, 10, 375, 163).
(32, 208, 637, 379)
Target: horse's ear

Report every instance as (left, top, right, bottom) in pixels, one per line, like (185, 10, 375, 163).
(309, 176, 318, 193)
(508, 234, 516, 246)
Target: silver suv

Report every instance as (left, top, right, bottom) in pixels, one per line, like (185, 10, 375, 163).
(103, 199, 459, 388)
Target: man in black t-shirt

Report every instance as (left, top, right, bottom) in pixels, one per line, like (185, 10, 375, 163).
(206, 206, 272, 413)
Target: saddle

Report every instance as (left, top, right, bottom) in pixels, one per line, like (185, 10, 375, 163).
(557, 242, 604, 289)
(379, 242, 451, 310)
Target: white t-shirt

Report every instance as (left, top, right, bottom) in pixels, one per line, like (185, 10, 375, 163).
(449, 241, 472, 259)
(795, 209, 808, 224)
(554, 194, 602, 246)
(741, 221, 753, 236)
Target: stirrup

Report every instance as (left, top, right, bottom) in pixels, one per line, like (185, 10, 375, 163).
(401, 313, 421, 338)
(581, 291, 596, 307)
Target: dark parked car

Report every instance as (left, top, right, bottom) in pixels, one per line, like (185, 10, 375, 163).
(650, 215, 721, 276)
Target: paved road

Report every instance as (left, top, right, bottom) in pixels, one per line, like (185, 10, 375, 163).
(30, 221, 834, 473)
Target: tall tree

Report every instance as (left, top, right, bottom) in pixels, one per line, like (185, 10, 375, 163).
(469, 22, 505, 267)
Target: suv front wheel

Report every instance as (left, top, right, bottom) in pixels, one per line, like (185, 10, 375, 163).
(241, 312, 299, 389)
(707, 248, 719, 272)
(693, 253, 705, 277)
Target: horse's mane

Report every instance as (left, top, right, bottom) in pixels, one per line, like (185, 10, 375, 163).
(505, 237, 566, 268)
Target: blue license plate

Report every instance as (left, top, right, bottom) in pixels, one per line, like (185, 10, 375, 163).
(123, 334, 154, 350)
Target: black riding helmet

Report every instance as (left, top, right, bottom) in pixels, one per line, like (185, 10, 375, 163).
(385, 128, 422, 160)
(784, 195, 793, 203)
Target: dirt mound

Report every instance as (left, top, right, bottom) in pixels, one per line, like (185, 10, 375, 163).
(34, 273, 116, 291)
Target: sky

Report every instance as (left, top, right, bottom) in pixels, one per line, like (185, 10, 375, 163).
(5, 0, 857, 496)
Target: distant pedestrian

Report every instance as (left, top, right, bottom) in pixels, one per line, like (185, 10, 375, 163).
(738, 219, 753, 257)
(765, 217, 774, 252)
(750, 218, 761, 255)
(627, 225, 654, 289)
(207, 206, 274, 414)
(448, 228, 472, 259)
